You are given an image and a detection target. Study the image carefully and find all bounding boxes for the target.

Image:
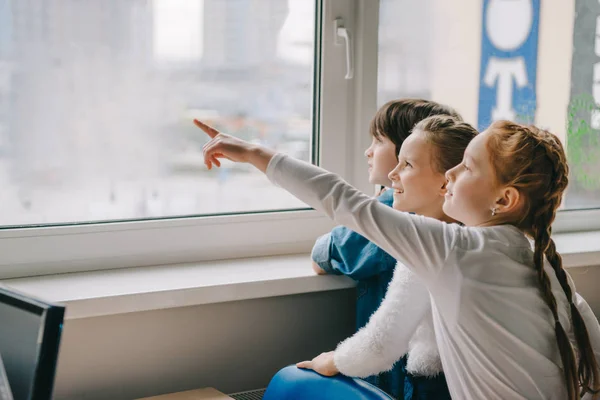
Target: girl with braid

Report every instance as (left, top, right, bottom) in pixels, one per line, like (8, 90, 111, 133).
(197, 118, 600, 399)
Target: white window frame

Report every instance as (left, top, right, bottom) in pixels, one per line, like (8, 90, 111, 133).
(554, 209, 600, 233)
(0, 0, 598, 280)
(0, 0, 380, 279)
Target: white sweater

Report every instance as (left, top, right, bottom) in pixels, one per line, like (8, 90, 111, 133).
(266, 154, 600, 400)
(335, 261, 443, 378)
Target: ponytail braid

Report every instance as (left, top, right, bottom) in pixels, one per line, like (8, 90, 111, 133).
(531, 203, 578, 399)
(546, 236, 600, 398)
(488, 121, 600, 399)
(536, 130, 600, 398)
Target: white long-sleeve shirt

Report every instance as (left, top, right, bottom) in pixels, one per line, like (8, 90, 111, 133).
(335, 261, 442, 378)
(266, 154, 600, 400)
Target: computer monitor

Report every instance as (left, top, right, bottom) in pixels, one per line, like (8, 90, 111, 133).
(0, 285, 65, 400)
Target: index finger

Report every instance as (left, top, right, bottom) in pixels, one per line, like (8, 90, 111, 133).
(193, 119, 220, 139)
(296, 361, 312, 369)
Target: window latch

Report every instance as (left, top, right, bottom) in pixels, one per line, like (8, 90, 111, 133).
(334, 18, 354, 80)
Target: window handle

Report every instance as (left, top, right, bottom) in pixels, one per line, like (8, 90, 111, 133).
(334, 18, 354, 80)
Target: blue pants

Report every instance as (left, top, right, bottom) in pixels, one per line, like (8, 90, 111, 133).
(263, 365, 394, 400)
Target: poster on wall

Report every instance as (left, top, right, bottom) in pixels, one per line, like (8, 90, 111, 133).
(477, 0, 540, 131)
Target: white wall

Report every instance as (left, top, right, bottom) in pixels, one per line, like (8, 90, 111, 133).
(429, 0, 575, 140)
(430, 0, 482, 125)
(53, 290, 355, 400)
(536, 0, 575, 140)
(570, 266, 600, 317)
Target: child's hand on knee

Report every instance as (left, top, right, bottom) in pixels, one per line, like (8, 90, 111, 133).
(296, 351, 339, 377)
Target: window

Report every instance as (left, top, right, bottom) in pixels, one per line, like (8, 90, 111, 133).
(1, 0, 597, 279)
(0, 0, 318, 226)
(378, 0, 600, 214)
(0, 0, 363, 279)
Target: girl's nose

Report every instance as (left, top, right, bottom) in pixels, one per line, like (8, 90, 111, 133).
(388, 163, 401, 181)
(445, 167, 456, 182)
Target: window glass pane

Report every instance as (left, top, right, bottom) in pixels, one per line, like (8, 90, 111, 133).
(0, 0, 315, 226)
(378, 0, 598, 210)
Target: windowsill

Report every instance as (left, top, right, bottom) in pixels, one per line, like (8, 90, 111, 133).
(1, 230, 599, 320)
(0, 254, 356, 320)
(554, 230, 600, 268)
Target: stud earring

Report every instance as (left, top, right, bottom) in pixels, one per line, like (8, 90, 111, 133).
(491, 208, 497, 217)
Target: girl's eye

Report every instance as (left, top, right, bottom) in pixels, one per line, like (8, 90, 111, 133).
(463, 163, 469, 171)
(405, 161, 412, 168)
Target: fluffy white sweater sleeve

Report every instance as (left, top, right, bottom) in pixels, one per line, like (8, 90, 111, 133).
(334, 262, 442, 378)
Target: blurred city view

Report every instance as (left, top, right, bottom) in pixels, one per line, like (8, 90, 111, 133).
(0, 0, 316, 225)
(0, 0, 597, 226)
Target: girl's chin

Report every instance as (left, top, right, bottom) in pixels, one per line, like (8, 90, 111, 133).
(392, 201, 408, 212)
(442, 201, 453, 215)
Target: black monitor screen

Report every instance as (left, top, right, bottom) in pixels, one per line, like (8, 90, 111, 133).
(0, 287, 64, 400)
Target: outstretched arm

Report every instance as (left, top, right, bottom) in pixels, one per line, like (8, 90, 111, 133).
(198, 120, 459, 286)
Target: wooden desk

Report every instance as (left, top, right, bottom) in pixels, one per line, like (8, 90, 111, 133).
(137, 387, 234, 400)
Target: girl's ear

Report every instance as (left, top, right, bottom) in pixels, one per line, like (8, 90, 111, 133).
(494, 186, 522, 215)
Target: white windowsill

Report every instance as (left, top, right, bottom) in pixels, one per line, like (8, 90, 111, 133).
(0, 254, 356, 320)
(1, 231, 599, 320)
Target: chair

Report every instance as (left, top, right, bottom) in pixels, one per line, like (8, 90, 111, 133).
(262, 365, 395, 400)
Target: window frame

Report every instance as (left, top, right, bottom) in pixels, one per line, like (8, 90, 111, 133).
(0, 0, 598, 280)
(0, 0, 377, 279)
(553, 208, 600, 233)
